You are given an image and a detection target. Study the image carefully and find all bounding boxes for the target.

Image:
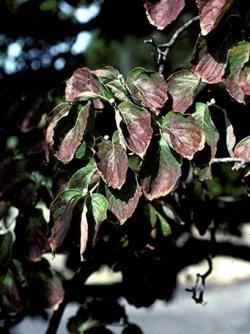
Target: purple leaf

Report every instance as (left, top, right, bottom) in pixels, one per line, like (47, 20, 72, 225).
(141, 136, 182, 200)
(116, 100, 153, 157)
(144, 0, 185, 30)
(126, 67, 168, 114)
(198, 0, 232, 35)
(45, 102, 70, 160)
(162, 112, 205, 160)
(234, 136, 250, 162)
(96, 132, 128, 189)
(105, 174, 142, 224)
(55, 101, 91, 164)
(167, 70, 200, 113)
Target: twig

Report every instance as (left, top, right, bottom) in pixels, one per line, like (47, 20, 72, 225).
(211, 157, 249, 170)
(145, 16, 199, 74)
(186, 255, 213, 304)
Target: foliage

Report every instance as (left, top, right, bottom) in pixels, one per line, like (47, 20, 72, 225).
(0, 0, 250, 333)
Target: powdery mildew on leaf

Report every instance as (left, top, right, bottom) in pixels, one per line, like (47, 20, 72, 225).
(144, 0, 185, 30)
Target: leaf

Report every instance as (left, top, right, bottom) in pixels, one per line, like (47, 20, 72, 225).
(116, 100, 153, 157)
(91, 193, 108, 224)
(94, 66, 128, 101)
(0, 232, 13, 267)
(55, 101, 91, 164)
(145, 204, 171, 237)
(96, 132, 128, 189)
(65, 67, 112, 102)
(0, 269, 23, 315)
(126, 67, 168, 114)
(49, 189, 82, 253)
(193, 53, 226, 84)
(68, 159, 98, 193)
(198, 0, 232, 35)
(45, 102, 70, 160)
(225, 42, 250, 104)
(80, 201, 89, 260)
(105, 174, 142, 224)
(162, 112, 205, 160)
(167, 70, 200, 113)
(141, 136, 182, 200)
(222, 109, 236, 156)
(233, 137, 250, 162)
(16, 208, 49, 261)
(144, 0, 185, 30)
(193, 102, 219, 161)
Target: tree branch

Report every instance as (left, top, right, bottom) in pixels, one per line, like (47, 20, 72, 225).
(145, 15, 199, 74)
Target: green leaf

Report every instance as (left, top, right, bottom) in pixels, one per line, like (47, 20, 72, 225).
(68, 159, 98, 193)
(49, 189, 82, 253)
(161, 112, 205, 160)
(167, 70, 200, 113)
(141, 135, 182, 200)
(233, 136, 250, 162)
(94, 66, 128, 101)
(225, 42, 250, 103)
(55, 102, 91, 164)
(193, 102, 219, 161)
(198, 0, 233, 35)
(145, 204, 171, 237)
(91, 193, 108, 224)
(126, 67, 168, 114)
(116, 100, 153, 157)
(96, 132, 128, 189)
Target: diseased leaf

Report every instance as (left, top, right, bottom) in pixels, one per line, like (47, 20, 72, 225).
(80, 201, 88, 260)
(162, 112, 205, 160)
(91, 193, 108, 224)
(126, 67, 168, 114)
(144, 0, 185, 30)
(96, 132, 128, 189)
(198, 0, 232, 35)
(55, 101, 91, 164)
(45, 102, 70, 160)
(49, 189, 82, 253)
(193, 102, 219, 161)
(116, 100, 153, 157)
(94, 66, 128, 101)
(234, 137, 250, 162)
(225, 42, 250, 103)
(193, 53, 225, 84)
(105, 174, 142, 224)
(65, 67, 112, 102)
(167, 70, 200, 113)
(68, 159, 98, 193)
(221, 109, 236, 156)
(141, 136, 182, 200)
